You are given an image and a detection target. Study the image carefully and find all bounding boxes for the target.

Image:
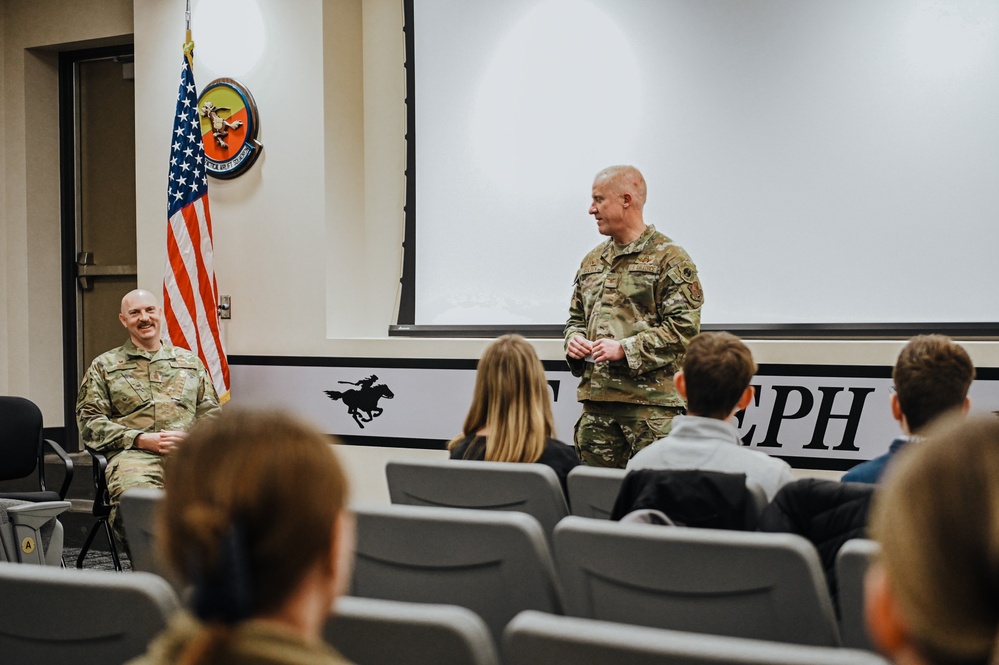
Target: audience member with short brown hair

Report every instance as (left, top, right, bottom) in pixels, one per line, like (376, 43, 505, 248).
(628, 332, 792, 501)
(843, 335, 974, 484)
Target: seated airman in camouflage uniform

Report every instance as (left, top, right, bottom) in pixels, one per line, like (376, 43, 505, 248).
(565, 165, 703, 468)
(76, 289, 221, 546)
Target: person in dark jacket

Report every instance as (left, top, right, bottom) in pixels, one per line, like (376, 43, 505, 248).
(842, 335, 973, 484)
(758, 478, 874, 610)
(449, 335, 580, 493)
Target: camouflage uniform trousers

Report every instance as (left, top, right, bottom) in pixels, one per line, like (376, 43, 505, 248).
(574, 402, 685, 468)
(105, 449, 166, 547)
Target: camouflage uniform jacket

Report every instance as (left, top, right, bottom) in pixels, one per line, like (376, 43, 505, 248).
(564, 225, 703, 407)
(76, 339, 221, 459)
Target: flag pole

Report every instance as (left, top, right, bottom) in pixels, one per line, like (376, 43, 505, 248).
(184, 0, 194, 68)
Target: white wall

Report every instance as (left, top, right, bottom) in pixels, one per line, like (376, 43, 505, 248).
(2, 0, 998, 437)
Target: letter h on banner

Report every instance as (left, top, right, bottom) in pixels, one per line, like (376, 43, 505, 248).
(750, 385, 875, 452)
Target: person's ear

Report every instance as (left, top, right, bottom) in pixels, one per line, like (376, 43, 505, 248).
(329, 511, 356, 598)
(735, 385, 754, 412)
(961, 396, 971, 416)
(890, 393, 903, 424)
(864, 562, 909, 658)
(622, 193, 632, 208)
(674, 370, 687, 400)
(119, 313, 127, 328)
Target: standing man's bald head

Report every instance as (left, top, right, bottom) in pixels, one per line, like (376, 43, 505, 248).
(119, 289, 163, 352)
(590, 165, 649, 245)
(594, 165, 647, 211)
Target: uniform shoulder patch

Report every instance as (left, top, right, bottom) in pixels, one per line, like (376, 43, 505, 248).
(686, 281, 704, 305)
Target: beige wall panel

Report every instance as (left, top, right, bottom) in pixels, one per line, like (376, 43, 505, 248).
(0, 0, 131, 423)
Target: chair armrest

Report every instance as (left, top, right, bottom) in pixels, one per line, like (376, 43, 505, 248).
(41, 439, 75, 500)
(86, 449, 112, 516)
(6, 500, 72, 524)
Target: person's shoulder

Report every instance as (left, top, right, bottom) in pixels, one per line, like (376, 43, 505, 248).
(450, 434, 483, 460)
(544, 438, 581, 462)
(644, 227, 696, 267)
(579, 239, 610, 265)
(87, 343, 131, 372)
(626, 438, 668, 469)
(165, 343, 209, 369)
(841, 454, 887, 484)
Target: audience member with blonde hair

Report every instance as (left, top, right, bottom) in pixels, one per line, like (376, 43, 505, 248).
(128, 409, 355, 665)
(449, 334, 580, 491)
(866, 415, 999, 665)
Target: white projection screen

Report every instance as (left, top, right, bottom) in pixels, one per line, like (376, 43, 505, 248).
(402, 0, 999, 335)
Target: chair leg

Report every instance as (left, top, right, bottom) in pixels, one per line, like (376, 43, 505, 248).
(104, 519, 122, 572)
(76, 520, 102, 569)
(76, 517, 123, 572)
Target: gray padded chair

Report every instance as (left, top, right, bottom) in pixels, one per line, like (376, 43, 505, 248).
(0, 561, 179, 664)
(385, 458, 569, 537)
(553, 516, 840, 646)
(504, 611, 889, 665)
(566, 466, 627, 519)
(120, 487, 185, 592)
(0, 499, 70, 566)
(327, 596, 500, 665)
(351, 503, 563, 641)
(836, 538, 880, 651)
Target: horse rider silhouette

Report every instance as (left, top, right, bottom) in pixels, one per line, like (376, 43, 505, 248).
(325, 377, 394, 429)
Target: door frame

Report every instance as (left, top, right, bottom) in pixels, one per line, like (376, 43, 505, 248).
(59, 43, 135, 452)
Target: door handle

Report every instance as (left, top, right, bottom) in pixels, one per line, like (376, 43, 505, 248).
(76, 252, 137, 291)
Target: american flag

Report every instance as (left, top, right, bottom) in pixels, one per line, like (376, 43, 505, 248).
(163, 45, 230, 403)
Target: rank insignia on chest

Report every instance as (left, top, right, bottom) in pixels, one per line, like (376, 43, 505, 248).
(605, 273, 619, 289)
(150, 372, 162, 383)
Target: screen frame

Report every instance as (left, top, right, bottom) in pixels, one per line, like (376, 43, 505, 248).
(394, 0, 999, 340)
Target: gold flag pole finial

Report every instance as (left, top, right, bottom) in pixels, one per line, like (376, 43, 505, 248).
(184, 0, 194, 67)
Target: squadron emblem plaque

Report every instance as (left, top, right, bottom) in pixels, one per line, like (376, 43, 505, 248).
(197, 78, 262, 179)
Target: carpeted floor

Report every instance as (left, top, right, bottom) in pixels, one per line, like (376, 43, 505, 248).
(63, 546, 131, 571)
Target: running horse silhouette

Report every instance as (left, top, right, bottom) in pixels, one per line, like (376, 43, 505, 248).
(325, 375, 395, 429)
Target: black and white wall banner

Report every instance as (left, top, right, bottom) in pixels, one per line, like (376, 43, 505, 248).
(229, 357, 999, 470)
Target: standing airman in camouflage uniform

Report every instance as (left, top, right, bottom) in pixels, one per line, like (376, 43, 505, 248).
(76, 289, 220, 545)
(565, 166, 702, 467)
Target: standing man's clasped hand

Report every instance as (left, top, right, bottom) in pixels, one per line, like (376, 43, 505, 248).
(568, 335, 624, 363)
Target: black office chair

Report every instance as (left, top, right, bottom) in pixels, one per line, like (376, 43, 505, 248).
(76, 449, 122, 571)
(0, 396, 76, 566)
(0, 396, 74, 502)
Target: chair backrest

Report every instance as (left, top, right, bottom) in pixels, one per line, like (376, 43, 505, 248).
(327, 596, 500, 665)
(120, 487, 184, 591)
(566, 466, 627, 519)
(351, 503, 563, 641)
(0, 561, 179, 664)
(0, 396, 74, 500)
(504, 611, 889, 665)
(0, 396, 44, 482)
(386, 458, 569, 536)
(553, 516, 840, 647)
(836, 538, 880, 651)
